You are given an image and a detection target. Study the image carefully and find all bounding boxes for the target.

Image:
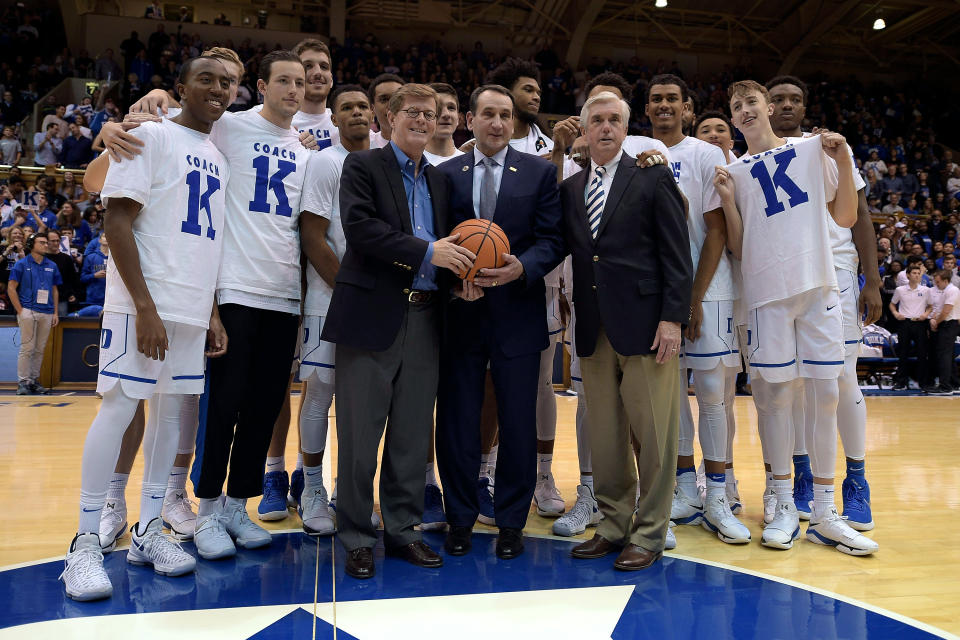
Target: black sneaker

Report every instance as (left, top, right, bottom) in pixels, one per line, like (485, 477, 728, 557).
(29, 382, 52, 395)
(16, 381, 32, 395)
(930, 386, 954, 396)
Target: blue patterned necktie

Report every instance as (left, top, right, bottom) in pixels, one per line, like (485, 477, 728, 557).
(587, 166, 606, 239)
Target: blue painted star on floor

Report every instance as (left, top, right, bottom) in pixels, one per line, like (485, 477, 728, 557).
(0, 531, 949, 639)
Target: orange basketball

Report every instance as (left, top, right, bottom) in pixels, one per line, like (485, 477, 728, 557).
(451, 218, 511, 281)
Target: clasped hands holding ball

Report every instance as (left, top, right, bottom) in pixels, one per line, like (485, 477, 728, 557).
(430, 219, 516, 302)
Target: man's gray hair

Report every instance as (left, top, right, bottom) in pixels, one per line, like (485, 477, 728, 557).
(580, 91, 630, 125)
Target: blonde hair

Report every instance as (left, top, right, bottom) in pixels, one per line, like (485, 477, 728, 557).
(727, 80, 769, 104)
(202, 47, 243, 76)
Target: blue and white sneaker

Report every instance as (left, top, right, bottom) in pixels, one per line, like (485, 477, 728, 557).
(477, 476, 496, 526)
(670, 486, 703, 526)
(701, 494, 751, 544)
(299, 483, 335, 536)
(726, 480, 743, 515)
(807, 505, 878, 556)
(761, 502, 800, 550)
(793, 469, 813, 521)
(553, 484, 602, 536)
(126, 518, 196, 576)
(288, 468, 305, 508)
(329, 482, 382, 528)
(258, 471, 290, 521)
(841, 475, 874, 531)
(98, 497, 127, 552)
(61, 533, 113, 601)
(421, 483, 447, 531)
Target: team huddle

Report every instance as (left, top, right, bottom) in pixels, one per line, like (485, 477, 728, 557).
(58, 39, 879, 603)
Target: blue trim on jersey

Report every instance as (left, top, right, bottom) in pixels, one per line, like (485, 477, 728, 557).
(547, 328, 562, 336)
(845, 339, 862, 345)
(571, 375, 582, 382)
(99, 370, 158, 384)
(802, 359, 844, 366)
(684, 349, 735, 357)
(99, 313, 130, 375)
(750, 359, 797, 368)
(171, 374, 205, 380)
(301, 361, 334, 369)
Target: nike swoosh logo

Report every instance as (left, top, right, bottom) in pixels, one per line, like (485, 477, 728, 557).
(82, 507, 100, 513)
(306, 471, 322, 476)
(856, 397, 863, 405)
(151, 495, 165, 500)
(826, 305, 837, 311)
(840, 287, 850, 294)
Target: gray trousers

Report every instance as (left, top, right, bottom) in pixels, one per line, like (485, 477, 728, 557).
(17, 309, 55, 383)
(334, 300, 439, 551)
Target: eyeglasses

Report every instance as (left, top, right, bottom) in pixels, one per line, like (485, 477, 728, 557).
(398, 107, 437, 121)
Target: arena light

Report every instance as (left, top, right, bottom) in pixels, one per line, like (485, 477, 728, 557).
(655, 0, 668, 7)
(873, 17, 886, 30)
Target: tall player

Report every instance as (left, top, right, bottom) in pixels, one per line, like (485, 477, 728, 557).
(645, 74, 750, 545)
(713, 81, 877, 556)
(60, 57, 231, 601)
(296, 84, 372, 536)
(188, 51, 309, 560)
(488, 58, 554, 155)
(368, 73, 405, 149)
(766, 75, 880, 531)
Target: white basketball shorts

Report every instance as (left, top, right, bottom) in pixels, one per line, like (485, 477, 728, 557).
(837, 268, 863, 358)
(682, 299, 741, 371)
(299, 314, 335, 384)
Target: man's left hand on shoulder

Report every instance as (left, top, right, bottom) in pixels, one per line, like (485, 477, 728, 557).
(474, 253, 524, 288)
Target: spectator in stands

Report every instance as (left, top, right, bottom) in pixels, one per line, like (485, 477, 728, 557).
(61, 123, 94, 169)
(34, 194, 57, 230)
(8, 230, 60, 395)
(89, 98, 120, 136)
(867, 194, 882, 214)
(903, 197, 919, 216)
(41, 105, 69, 140)
(865, 149, 887, 177)
(56, 201, 91, 249)
(890, 264, 933, 390)
(926, 269, 960, 394)
(0, 91, 23, 127)
(45, 229, 80, 315)
(1, 206, 39, 235)
(130, 49, 154, 86)
(942, 254, 960, 287)
(2, 226, 25, 273)
(94, 48, 122, 82)
(900, 164, 919, 199)
(947, 167, 960, 199)
(74, 114, 92, 139)
(82, 206, 102, 238)
(930, 210, 948, 242)
(119, 31, 145, 72)
(917, 171, 938, 203)
(33, 122, 62, 166)
(145, 1, 164, 19)
(883, 193, 905, 216)
(0, 126, 21, 165)
(59, 172, 84, 202)
(881, 164, 904, 201)
(79, 232, 107, 306)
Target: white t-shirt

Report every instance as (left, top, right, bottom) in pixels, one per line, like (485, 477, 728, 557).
(255, 104, 340, 151)
(510, 122, 553, 156)
(423, 148, 465, 166)
(727, 135, 839, 310)
(892, 284, 931, 319)
(100, 119, 228, 328)
(668, 136, 734, 301)
(826, 143, 867, 273)
(210, 109, 308, 312)
(929, 283, 960, 321)
(370, 130, 390, 149)
(300, 144, 349, 316)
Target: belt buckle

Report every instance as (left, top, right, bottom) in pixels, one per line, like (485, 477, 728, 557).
(408, 290, 420, 303)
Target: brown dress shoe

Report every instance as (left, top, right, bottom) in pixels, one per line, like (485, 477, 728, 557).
(386, 541, 444, 568)
(571, 534, 619, 559)
(345, 547, 375, 579)
(613, 544, 662, 571)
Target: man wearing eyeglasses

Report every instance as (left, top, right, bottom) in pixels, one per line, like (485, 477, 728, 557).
(322, 83, 475, 579)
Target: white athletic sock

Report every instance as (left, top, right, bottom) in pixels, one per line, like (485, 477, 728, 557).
(265, 456, 284, 474)
(296, 453, 303, 471)
(580, 474, 594, 492)
(165, 466, 188, 499)
(78, 502, 103, 535)
(197, 496, 223, 518)
(812, 485, 835, 521)
(139, 481, 165, 529)
(425, 462, 437, 486)
(773, 478, 792, 506)
(765, 471, 774, 490)
(303, 464, 323, 488)
(537, 454, 552, 476)
(725, 468, 737, 487)
(676, 468, 697, 498)
(107, 473, 129, 500)
(706, 475, 725, 500)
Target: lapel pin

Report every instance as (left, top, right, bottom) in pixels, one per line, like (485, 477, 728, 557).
(509, 166, 517, 172)
(462, 165, 469, 172)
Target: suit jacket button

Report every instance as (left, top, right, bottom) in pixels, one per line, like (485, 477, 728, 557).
(593, 255, 599, 262)
(592, 285, 597, 290)
(403, 288, 410, 294)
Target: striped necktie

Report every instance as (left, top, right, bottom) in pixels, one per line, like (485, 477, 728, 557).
(587, 166, 606, 239)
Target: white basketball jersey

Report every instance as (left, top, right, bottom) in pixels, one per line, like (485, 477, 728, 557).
(423, 148, 465, 166)
(101, 119, 228, 328)
(728, 135, 839, 309)
(510, 122, 553, 155)
(301, 144, 349, 316)
(668, 136, 734, 301)
(211, 108, 308, 305)
(370, 130, 390, 149)
(254, 104, 340, 150)
(826, 143, 867, 273)
(622, 135, 670, 161)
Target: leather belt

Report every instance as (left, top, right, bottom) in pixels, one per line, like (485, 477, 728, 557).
(407, 290, 435, 304)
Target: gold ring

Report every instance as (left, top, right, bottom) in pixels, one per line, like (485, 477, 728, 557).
(494, 281, 499, 287)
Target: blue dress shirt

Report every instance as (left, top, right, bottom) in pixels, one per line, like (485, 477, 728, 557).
(390, 141, 437, 291)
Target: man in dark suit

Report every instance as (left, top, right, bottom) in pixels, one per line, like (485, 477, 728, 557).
(436, 84, 565, 560)
(322, 84, 475, 579)
(561, 91, 693, 571)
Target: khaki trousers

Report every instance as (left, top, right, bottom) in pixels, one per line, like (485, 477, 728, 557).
(580, 328, 680, 552)
(17, 308, 54, 384)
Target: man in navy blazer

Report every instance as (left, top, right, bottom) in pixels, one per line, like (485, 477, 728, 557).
(435, 84, 565, 560)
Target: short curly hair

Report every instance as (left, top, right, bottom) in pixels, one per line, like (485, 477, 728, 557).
(487, 58, 540, 92)
(584, 72, 633, 102)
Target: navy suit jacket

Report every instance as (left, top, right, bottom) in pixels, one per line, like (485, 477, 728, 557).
(438, 146, 565, 358)
(322, 145, 451, 352)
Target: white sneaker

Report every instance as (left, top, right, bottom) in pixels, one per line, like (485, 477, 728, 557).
(665, 525, 677, 550)
(126, 518, 196, 576)
(552, 484, 601, 536)
(701, 494, 751, 544)
(329, 481, 382, 529)
(61, 533, 113, 601)
(534, 472, 565, 517)
(806, 506, 879, 556)
(162, 491, 197, 540)
(670, 486, 703, 526)
(761, 502, 800, 550)
(300, 483, 335, 536)
(223, 501, 272, 549)
(194, 512, 236, 560)
(98, 497, 127, 552)
(762, 487, 777, 525)
(726, 480, 743, 515)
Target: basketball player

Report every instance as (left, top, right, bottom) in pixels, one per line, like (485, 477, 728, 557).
(695, 111, 736, 163)
(368, 73, 405, 149)
(713, 81, 877, 556)
(488, 58, 554, 156)
(61, 57, 231, 601)
(423, 83, 466, 165)
(296, 84, 372, 536)
(646, 74, 750, 545)
(767, 75, 880, 532)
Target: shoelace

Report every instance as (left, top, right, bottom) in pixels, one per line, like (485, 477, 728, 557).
(59, 544, 106, 585)
(842, 480, 868, 512)
(141, 529, 188, 564)
(567, 494, 594, 521)
(197, 512, 230, 537)
(263, 475, 285, 495)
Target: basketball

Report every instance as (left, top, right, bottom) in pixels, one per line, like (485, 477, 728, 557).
(451, 219, 510, 281)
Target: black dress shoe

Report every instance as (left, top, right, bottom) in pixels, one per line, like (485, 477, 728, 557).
(345, 547, 374, 579)
(495, 527, 524, 559)
(386, 541, 443, 568)
(444, 525, 473, 556)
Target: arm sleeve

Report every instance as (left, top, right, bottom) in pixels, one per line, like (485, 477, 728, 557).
(301, 152, 337, 220)
(101, 124, 156, 206)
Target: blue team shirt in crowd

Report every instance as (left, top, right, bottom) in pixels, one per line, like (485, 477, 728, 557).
(8, 255, 63, 314)
(80, 249, 108, 305)
(390, 141, 437, 291)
